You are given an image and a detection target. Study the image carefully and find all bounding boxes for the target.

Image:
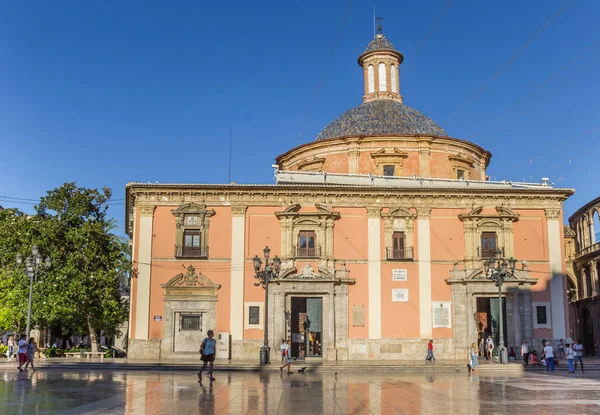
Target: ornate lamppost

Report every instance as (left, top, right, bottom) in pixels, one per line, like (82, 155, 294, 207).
(16, 245, 51, 338)
(483, 255, 516, 364)
(253, 246, 281, 365)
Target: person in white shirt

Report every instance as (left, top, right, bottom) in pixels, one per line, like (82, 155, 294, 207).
(521, 340, 530, 367)
(280, 339, 287, 362)
(565, 343, 575, 373)
(573, 340, 584, 372)
(17, 334, 28, 372)
(543, 343, 555, 373)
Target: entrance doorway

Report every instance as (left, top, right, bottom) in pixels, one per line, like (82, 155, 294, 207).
(476, 297, 507, 352)
(582, 308, 595, 356)
(290, 297, 323, 359)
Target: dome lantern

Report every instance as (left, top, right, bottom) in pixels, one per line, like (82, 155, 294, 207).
(358, 26, 404, 103)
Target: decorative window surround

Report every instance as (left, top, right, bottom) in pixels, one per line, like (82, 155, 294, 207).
(275, 204, 340, 271)
(370, 148, 408, 177)
(295, 156, 326, 172)
(533, 302, 551, 329)
(448, 152, 475, 180)
(172, 202, 215, 259)
(244, 302, 264, 330)
(382, 207, 416, 260)
(459, 206, 519, 269)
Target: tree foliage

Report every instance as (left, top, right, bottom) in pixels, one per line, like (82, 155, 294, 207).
(0, 183, 130, 352)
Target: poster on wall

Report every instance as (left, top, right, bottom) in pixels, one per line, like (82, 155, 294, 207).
(391, 288, 409, 302)
(432, 302, 451, 328)
(392, 269, 407, 281)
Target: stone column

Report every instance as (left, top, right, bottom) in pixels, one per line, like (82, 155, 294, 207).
(451, 283, 468, 360)
(522, 288, 533, 342)
(546, 208, 566, 339)
(417, 208, 432, 339)
(367, 208, 382, 340)
(418, 138, 432, 177)
(230, 205, 247, 342)
(325, 292, 336, 360)
(134, 205, 155, 340)
(347, 146, 360, 174)
(463, 221, 476, 269)
(335, 287, 349, 360)
(591, 259, 599, 297)
(513, 290, 522, 349)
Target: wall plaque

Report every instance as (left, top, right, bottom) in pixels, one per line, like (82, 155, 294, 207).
(392, 269, 407, 281)
(432, 302, 451, 328)
(352, 305, 365, 327)
(392, 288, 409, 302)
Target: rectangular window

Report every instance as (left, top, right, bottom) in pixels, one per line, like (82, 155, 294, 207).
(480, 232, 497, 258)
(297, 231, 317, 257)
(248, 306, 260, 325)
(183, 230, 201, 256)
(457, 169, 465, 180)
(392, 231, 405, 259)
(533, 302, 551, 329)
(180, 314, 202, 331)
(383, 165, 395, 176)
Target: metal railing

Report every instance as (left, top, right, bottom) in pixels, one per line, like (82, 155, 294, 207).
(295, 245, 321, 258)
(386, 247, 414, 260)
(174, 244, 209, 259)
(478, 247, 504, 259)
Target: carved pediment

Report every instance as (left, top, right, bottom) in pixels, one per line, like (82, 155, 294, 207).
(459, 206, 519, 222)
(276, 204, 340, 220)
(162, 265, 221, 289)
(448, 152, 475, 167)
(296, 156, 326, 172)
(279, 264, 334, 280)
(383, 207, 417, 219)
(447, 267, 537, 286)
(171, 202, 215, 217)
(370, 148, 409, 162)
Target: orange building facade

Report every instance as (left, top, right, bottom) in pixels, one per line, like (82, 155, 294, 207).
(125, 32, 573, 361)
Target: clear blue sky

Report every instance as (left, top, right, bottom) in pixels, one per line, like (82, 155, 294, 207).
(1, 0, 599, 235)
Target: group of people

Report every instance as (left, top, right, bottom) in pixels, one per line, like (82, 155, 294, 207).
(521, 338, 585, 373)
(2, 334, 38, 372)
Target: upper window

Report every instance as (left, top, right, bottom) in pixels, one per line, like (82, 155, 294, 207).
(297, 230, 318, 257)
(378, 63, 387, 92)
(383, 165, 395, 177)
(533, 302, 551, 329)
(367, 65, 375, 93)
(457, 169, 465, 180)
(171, 202, 215, 259)
(480, 232, 497, 258)
(390, 65, 397, 93)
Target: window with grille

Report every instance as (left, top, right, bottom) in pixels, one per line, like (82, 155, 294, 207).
(383, 165, 395, 176)
(392, 231, 405, 259)
(480, 232, 497, 258)
(297, 231, 317, 257)
(248, 306, 260, 325)
(183, 230, 201, 256)
(180, 313, 202, 331)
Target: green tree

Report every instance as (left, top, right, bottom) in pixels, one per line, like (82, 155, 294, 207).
(0, 184, 130, 352)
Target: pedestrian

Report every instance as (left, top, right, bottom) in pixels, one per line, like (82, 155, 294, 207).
(543, 342, 555, 373)
(558, 339, 565, 359)
(280, 339, 286, 362)
(521, 340, 530, 367)
(280, 339, 292, 373)
(565, 343, 575, 373)
(16, 335, 28, 372)
(198, 330, 216, 382)
(486, 337, 495, 361)
(23, 338, 37, 372)
(425, 339, 436, 363)
(469, 342, 479, 373)
(573, 339, 584, 372)
(7, 336, 14, 361)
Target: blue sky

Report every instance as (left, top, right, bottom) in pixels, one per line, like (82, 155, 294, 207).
(1, 0, 599, 235)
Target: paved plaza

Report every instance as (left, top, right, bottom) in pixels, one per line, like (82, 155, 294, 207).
(1, 368, 600, 414)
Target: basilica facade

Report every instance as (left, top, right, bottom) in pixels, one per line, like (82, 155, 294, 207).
(125, 32, 573, 361)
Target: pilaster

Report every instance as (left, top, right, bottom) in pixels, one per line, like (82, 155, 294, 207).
(230, 205, 247, 341)
(416, 207, 432, 338)
(367, 207, 382, 339)
(545, 208, 566, 339)
(134, 205, 155, 340)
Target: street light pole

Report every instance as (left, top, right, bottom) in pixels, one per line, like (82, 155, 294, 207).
(253, 246, 281, 365)
(16, 245, 51, 338)
(483, 255, 516, 365)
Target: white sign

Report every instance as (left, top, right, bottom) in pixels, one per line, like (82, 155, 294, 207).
(392, 288, 409, 302)
(392, 269, 407, 281)
(432, 302, 451, 328)
(154, 316, 163, 322)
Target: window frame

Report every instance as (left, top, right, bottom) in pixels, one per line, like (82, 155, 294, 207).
(244, 302, 264, 330)
(532, 302, 551, 329)
(179, 313, 203, 332)
(480, 231, 498, 258)
(383, 165, 395, 177)
(297, 230, 318, 257)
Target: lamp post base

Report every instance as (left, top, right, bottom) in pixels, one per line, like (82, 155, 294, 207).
(498, 345, 508, 364)
(260, 345, 271, 365)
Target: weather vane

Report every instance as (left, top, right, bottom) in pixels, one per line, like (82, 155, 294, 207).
(376, 16, 383, 34)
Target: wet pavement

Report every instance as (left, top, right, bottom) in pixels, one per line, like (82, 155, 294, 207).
(1, 368, 600, 414)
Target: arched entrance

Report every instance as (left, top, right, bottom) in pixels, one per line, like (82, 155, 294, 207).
(581, 308, 595, 356)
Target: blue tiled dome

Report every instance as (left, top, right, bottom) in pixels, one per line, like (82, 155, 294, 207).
(315, 100, 447, 141)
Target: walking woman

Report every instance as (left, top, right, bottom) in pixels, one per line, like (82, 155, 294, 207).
(198, 330, 216, 382)
(469, 343, 479, 373)
(7, 336, 14, 361)
(280, 339, 292, 374)
(23, 338, 37, 372)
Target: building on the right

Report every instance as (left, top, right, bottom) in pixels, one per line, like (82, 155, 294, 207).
(568, 196, 600, 356)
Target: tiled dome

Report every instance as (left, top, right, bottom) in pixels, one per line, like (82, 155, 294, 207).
(315, 99, 447, 141)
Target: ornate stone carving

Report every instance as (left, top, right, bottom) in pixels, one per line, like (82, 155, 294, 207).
(415, 207, 431, 218)
(367, 208, 382, 218)
(370, 148, 409, 176)
(171, 202, 216, 258)
(296, 156, 326, 172)
(231, 205, 247, 216)
(139, 205, 156, 217)
(163, 265, 220, 288)
(545, 208, 562, 219)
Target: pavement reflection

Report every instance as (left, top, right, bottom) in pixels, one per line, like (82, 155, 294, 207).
(1, 368, 599, 414)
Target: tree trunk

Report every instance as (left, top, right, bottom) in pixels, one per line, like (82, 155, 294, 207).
(87, 314, 98, 353)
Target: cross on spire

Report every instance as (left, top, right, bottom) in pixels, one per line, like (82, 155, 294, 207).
(376, 17, 383, 34)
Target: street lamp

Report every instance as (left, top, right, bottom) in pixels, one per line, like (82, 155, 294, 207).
(253, 246, 281, 365)
(483, 255, 516, 364)
(16, 245, 51, 338)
